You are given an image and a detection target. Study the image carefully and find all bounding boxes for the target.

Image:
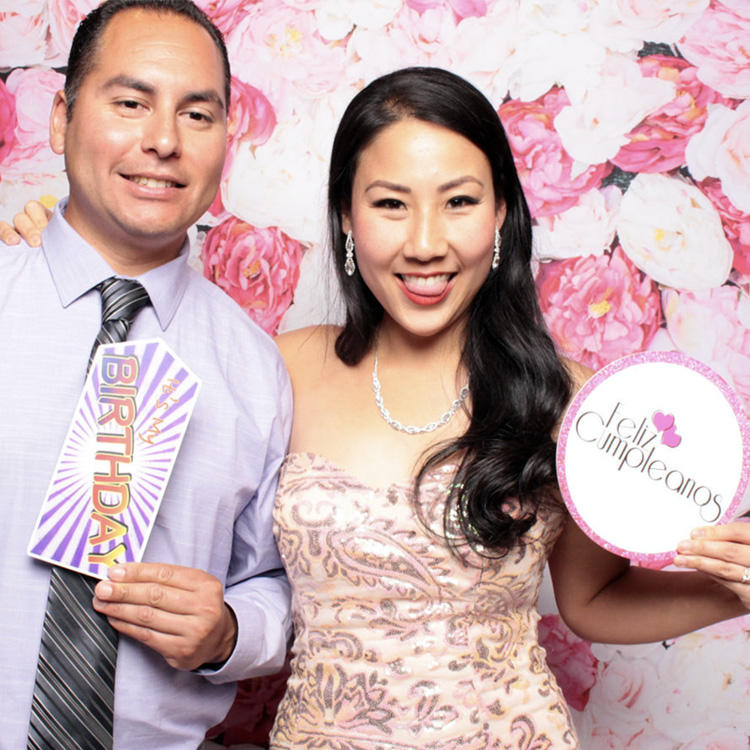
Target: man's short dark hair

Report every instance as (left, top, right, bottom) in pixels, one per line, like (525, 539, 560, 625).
(65, 0, 231, 119)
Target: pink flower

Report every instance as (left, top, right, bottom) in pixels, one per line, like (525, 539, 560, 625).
(699, 178, 750, 275)
(47, 0, 100, 65)
(612, 55, 731, 174)
(663, 285, 750, 412)
(207, 77, 276, 217)
(536, 247, 662, 370)
(202, 216, 304, 336)
(0, 10, 48, 68)
(0, 78, 17, 167)
(194, 0, 251, 34)
(448, 0, 487, 19)
(3, 67, 65, 173)
(498, 88, 612, 218)
(538, 614, 598, 711)
(678, 0, 750, 99)
(225, 3, 349, 118)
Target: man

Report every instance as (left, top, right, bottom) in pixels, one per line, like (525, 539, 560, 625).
(0, 1, 292, 747)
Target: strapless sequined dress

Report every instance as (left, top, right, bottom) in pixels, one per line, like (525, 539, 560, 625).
(270, 452, 579, 749)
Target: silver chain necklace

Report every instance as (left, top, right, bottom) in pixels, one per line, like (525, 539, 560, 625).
(372, 348, 470, 435)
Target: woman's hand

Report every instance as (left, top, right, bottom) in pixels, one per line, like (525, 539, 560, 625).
(674, 520, 750, 611)
(0, 200, 53, 246)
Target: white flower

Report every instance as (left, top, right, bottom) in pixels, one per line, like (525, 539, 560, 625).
(617, 172, 732, 290)
(553, 52, 674, 165)
(533, 185, 621, 261)
(0, 9, 47, 68)
(0, 172, 68, 224)
(221, 116, 328, 245)
(649, 630, 750, 742)
(686, 100, 750, 214)
(445, 5, 517, 105)
(589, 0, 709, 50)
(507, 1, 609, 103)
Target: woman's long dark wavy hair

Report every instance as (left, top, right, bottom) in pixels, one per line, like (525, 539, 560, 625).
(328, 67, 572, 556)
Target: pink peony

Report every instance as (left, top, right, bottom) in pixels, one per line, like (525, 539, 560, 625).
(406, 0, 486, 18)
(699, 177, 750, 275)
(612, 55, 731, 174)
(194, 0, 251, 33)
(225, 3, 349, 118)
(0, 78, 17, 167)
(0, 10, 48, 68)
(678, 0, 750, 99)
(203, 216, 304, 336)
(447, 0, 487, 19)
(538, 614, 598, 711)
(3, 67, 65, 173)
(536, 247, 662, 370)
(663, 285, 750, 412)
(207, 77, 277, 217)
(498, 87, 612, 218)
(46, 0, 99, 65)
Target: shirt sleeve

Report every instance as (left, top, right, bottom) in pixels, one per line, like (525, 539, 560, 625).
(203, 360, 294, 684)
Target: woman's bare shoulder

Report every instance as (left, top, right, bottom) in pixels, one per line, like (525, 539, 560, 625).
(562, 357, 595, 396)
(275, 324, 341, 374)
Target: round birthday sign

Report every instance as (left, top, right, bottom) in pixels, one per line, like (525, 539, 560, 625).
(557, 352, 750, 562)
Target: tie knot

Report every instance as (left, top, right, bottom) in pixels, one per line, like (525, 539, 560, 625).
(97, 277, 151, 326)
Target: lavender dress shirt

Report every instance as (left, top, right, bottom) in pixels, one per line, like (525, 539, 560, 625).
(0, 200, 293, 749)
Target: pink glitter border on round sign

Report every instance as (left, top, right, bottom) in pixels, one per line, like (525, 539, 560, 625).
(556, 351, 750, 563)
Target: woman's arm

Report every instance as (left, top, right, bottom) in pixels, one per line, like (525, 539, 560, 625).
(0, 200, 52, 246)
(548, 514, 750, 644)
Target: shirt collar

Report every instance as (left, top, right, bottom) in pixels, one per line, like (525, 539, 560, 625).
(42, 197, 192, 331)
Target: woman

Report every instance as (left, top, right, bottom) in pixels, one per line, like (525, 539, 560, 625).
(6, 68, 750, 749)
(269, 68, 750, 748)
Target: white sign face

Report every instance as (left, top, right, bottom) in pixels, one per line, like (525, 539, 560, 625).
(557, 352, 750, 562)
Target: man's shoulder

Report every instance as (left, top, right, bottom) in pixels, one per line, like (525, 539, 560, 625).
(179, 265, 285, 364)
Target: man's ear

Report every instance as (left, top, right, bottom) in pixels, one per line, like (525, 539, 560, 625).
(49, 90, 68, 155)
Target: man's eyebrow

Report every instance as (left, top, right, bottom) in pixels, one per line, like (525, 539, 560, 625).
(102, 75, 225, 110)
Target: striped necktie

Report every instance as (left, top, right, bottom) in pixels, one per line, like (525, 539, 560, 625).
(28, 278, 151, 750)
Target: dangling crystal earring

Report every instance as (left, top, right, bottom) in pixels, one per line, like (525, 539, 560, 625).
(491, 227, 501, 271)
(345, 231, 356, 277)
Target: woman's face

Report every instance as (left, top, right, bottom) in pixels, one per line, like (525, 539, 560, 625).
(342, 118, 505, 343)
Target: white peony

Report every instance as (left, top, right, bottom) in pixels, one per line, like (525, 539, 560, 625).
(221, 116, 328, 245)
(553, 52, 674, 165)
(533, 185, 621, 261)
(649, 629, 750, 742)
(0, 10, 47, 68)
(589, 0, 710, 50)
(686, 100, 750, 214)
(0, 172, 68, 224)
(617, 172, 732, 290)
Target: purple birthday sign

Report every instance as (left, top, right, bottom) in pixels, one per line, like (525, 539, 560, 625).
(28, 339, 201, 579)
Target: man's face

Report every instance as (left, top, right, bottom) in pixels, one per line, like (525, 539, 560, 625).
(50, 9, 227, 273)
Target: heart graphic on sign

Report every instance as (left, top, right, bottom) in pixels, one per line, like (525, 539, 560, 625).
(652, 411, 681, 448)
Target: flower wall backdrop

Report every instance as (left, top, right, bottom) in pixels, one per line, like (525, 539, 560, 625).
(2, 0, 750, 746)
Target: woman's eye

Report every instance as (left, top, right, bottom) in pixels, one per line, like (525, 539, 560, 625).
(374, 198, 404, 210)
(447, 196, 479, 208)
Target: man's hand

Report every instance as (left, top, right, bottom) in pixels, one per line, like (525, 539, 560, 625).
(0, 200, 53, 246)
(93, 562, 237, 671)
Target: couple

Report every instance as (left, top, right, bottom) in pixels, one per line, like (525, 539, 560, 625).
(4, 0, 750, 748)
